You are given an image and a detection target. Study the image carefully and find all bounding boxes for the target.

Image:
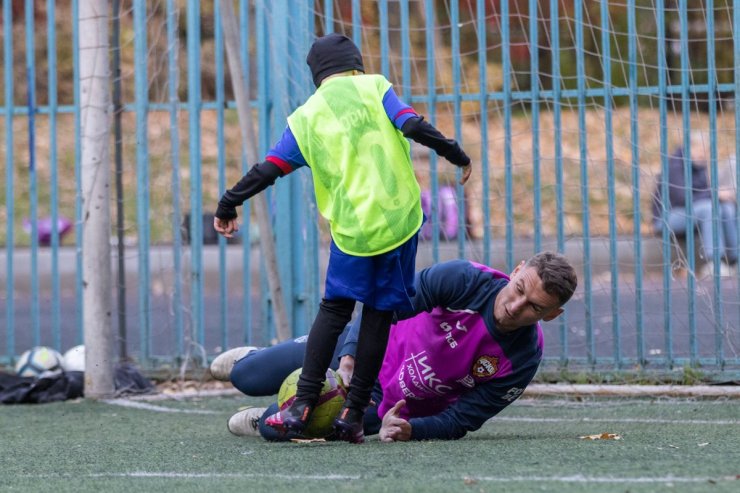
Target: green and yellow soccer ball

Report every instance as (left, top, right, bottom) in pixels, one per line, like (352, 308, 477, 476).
(278, 368, 347, 438)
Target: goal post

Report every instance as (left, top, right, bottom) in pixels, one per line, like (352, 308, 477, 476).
(80, 0, 115, 398)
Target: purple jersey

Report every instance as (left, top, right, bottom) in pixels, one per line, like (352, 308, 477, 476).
(377, 264, 543, 421)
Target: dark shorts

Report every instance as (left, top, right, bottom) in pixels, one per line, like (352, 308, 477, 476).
(324, 231, 419, 312)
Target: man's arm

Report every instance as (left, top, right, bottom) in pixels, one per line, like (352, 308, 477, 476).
(396, 260, 505, 321)
(335, 317, 360, 387)
(383, 365, 538, 441)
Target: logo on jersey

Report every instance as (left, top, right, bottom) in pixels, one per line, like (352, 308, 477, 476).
(440, 320, 468, 333)
(403, 352, 453, 396)
(502, 387, 524, 402)
(471, 355, 499, 379)
(440, 319, 468, 348)
(457, 375, 476, 388)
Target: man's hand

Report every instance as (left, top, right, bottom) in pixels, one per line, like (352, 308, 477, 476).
(459, 164, 472, 185)
(213, 216, 239, 238)
(336, 355, 355, 388)
(379, 399, 411, 442)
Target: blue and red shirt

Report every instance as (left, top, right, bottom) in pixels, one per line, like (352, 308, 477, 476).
(264, 86, 418, 174)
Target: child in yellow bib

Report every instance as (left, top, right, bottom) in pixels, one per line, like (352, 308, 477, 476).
(214, 33, 471, 443)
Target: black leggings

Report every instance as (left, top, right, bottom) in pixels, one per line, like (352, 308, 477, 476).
(227, 331, 384, 440)
(298, 299, 393, 412)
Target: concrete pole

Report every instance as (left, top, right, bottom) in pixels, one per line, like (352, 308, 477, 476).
(79, 0, 115, 398)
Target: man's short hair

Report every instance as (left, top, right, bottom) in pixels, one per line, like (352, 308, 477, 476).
(525, 251, 578, 306)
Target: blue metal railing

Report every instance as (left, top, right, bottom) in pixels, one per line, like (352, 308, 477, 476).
(1, 1, 739, 376)
(4, 0, 15, 360)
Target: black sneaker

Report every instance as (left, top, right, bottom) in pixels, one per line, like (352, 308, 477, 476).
(332, 406, 365, 444)
(264, 399, 314, 436)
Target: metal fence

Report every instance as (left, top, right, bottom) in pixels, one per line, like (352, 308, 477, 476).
(1, 0, 739, 377)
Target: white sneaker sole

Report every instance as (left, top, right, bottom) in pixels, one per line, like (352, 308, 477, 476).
(227, 407, 266, 437)
(210, 346, 258, 381)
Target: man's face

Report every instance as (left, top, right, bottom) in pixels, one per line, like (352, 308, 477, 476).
(493, 264, 563, 332)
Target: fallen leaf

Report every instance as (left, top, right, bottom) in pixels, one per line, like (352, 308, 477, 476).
(579, 432, 622, 440)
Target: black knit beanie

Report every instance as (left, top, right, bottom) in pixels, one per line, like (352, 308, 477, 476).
(306, 33, 364, 88)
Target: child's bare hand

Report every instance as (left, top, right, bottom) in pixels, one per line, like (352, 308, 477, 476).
(213, 216, 239, 238)
(459, 164, 472, 185)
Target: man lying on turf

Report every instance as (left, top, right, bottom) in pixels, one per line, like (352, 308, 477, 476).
(211, 252, 577, 442)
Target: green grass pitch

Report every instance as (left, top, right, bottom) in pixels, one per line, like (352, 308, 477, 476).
(1, 393, 738, 493)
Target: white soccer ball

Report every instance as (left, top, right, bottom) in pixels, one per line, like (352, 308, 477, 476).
(62, 345, 86, 372)
(15, 346, 64, 378)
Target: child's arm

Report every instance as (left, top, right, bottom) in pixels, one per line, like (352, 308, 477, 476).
(214, 126, 305, 237)
(214, 160, 285, 238)
(382, 87, 471, 183)
(215, 160, 285, 220)
(400, 116, 470, 168)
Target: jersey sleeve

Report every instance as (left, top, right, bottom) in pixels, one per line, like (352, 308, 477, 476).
(337, 316, 360, 358)
(266, 125, 309, 172)
(215, 160, 284, 219)
(382, 86, 418, 129)
(396, 260, 505, 320)
(407, 359, 539, 440)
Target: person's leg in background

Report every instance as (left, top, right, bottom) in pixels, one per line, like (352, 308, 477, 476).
(692, 199, 724, 263)
(720, 201, 738, 266)
(664, 206, 690, 237)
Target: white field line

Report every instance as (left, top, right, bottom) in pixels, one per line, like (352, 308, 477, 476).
(102, 399, 220, 415)
(514, 397, 736, 408)
(124, 388, 241, 401)
(91, 472, 361, 480)
(105, 397, 740, 425)
(471, 475, 738, 484)
(525, 384, 740, 398)
(22, 472, 739, 485)
(496, 416, 739, 425)
(102, 399, 740, 425)
(124, 384, 740, 403)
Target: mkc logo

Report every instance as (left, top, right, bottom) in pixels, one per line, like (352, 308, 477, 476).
(405, 352, 453, 395)
(471, 355, 499, 378)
